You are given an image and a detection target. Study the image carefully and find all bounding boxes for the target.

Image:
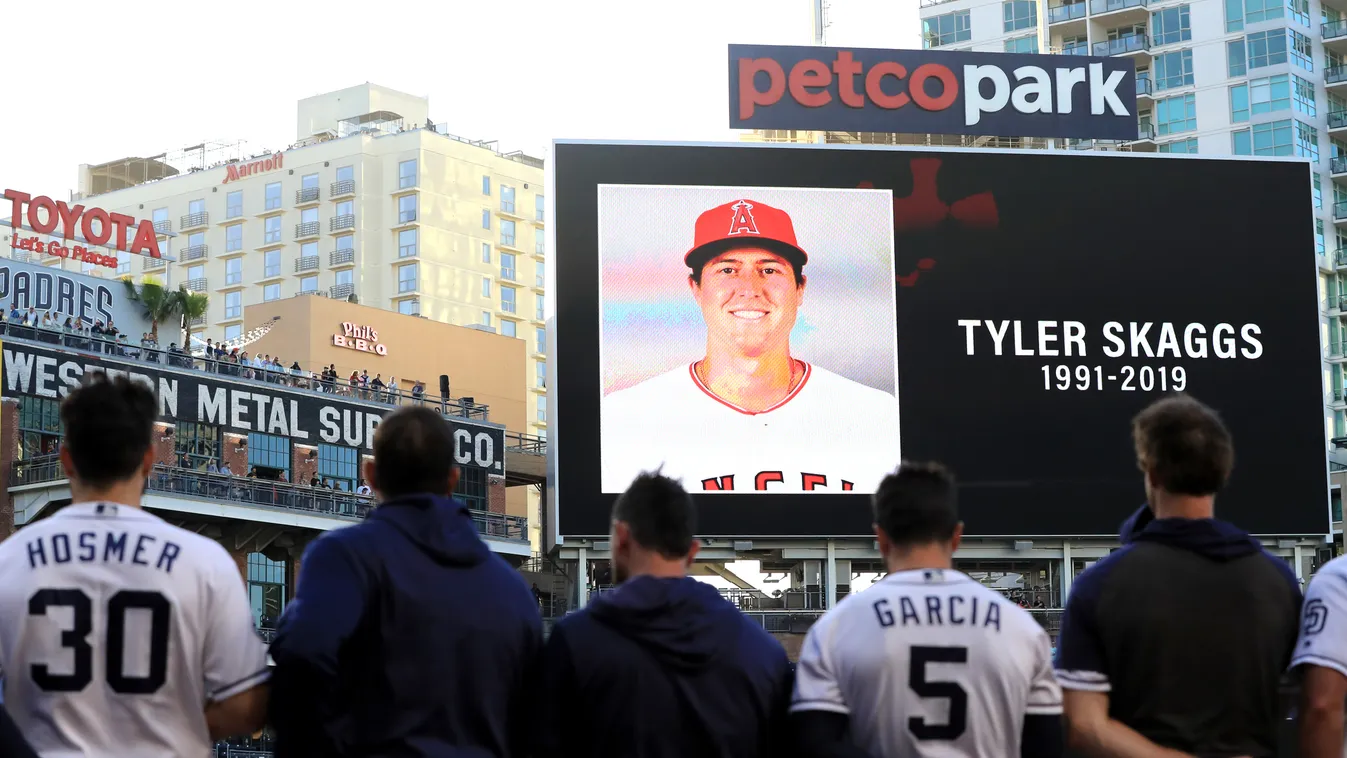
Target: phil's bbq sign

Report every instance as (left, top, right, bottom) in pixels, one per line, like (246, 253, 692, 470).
(729, 44, 1138, 140)
(4, 189, 162, 268)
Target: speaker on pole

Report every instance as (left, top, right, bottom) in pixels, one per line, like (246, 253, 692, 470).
(439, 375, 450, 400)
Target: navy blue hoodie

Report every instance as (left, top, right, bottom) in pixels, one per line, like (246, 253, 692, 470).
(537, 576, 793, 758)
(1056, 505, 1302, 757)
(269, 495, 542, 758)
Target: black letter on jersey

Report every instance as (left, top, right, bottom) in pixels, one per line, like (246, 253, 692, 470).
(106, 591, 171, 694)
(874, 598, 895, 627)
(909, 646, 969, 741)
(925, 595, 943, 625)
(28, 588, 93, 691)
(51, 534, 71, 564)
(985, 602, 1001, 632)
(77, 532, 96, 562)
(899, 597, 920, 626)
(949, 595, 965, 625)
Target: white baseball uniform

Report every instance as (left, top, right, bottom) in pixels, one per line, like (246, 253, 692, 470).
(1293, 553, 1347, 677)
(0, 502, 269, 758)
(792, 568, 1062, 758)
(601, 361, 902, 494)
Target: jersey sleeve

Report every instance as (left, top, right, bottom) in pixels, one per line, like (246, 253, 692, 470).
(1054, 561, 1111, 693)
(202, 543, 270, 703)
(1292, 565, 1347, 677)
(1025, 626, 1064, 716)
(790, 615, 849, 715)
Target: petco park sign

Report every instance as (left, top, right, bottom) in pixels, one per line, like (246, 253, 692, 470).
(729, 44, 1138, 140)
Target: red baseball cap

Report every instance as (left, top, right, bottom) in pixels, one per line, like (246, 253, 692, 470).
(684, 199, 809, 271)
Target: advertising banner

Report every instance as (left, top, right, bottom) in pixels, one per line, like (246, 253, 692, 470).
(729, 44, 1139, 140)
(553, 140, 1324, 537)
(0, 339, 506, 474)
(0, 257, 152, 336)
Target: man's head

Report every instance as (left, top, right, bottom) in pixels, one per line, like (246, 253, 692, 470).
(363, 406, 460, 500)
(60, 373, 156, 494)
(609, 468, 700, 583)
(1132, 394, 1234, 506)
(872, 461, 963, 562)
(684, 199, 809, 359)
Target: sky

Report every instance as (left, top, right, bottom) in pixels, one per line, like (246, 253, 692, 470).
(0, 0, 921, 594)
(0, 0, 919, 199)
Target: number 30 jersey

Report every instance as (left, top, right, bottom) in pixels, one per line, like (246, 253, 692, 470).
(791, 569, 1062, 758)
(0, 502, 270, 758)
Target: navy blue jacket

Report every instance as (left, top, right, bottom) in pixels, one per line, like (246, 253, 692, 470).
(269, 495, 542, 758)
(538, 576, 793, 758)
(1055, 505, 1301, 757)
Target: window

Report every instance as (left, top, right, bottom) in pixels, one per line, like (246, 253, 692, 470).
(398, 263, 418, 293)
(1252, 119, 1295, 155)
(501, 185, 516, 214)
(482, 209, 491, 230)
(302, 173, 318, 190)
(1156, 94, 1196, 135)
(1248, 74, 1291, 117)
(301, 207, 318, 224)
(226, 190, 243, 219)
(265, 182, 282, 211)
(1334, 488, 1344, 522)
(17, 397, 62, 460)
(224, 324, 242, 341)
(399, 159, 417, 189)
(482, 277, 492, 298)
(536, 361, 547, 388)
(536, 292, 545, 321)
(1226, 0, 1244, 31)
(188, 198, 205, 215)
(501, 219, 516, 248)
(481, 311, 492, 327)
(1247, 30, 1288, 70)
(1318, 219, 1327, 255)
(1298, 120, 1320, 161)
(264, 216, 281, 244)
(152, 208, 168, 225)
(336, 200, 353, 218)
(535, 227, 545, 255)
(225, 258, 242, 286)
(176, 426, 222, 475)
(398, 299, 419, 315)
(398, 228, 417, 258)
(263, 283, 281, 302)
(1315, 173, 1324, 209)
(301, 241, 318, 260)
(536, 194, 545, 222)
(1290, 29, 1313, 71)
(336, 165, 354, 182)
(224, 291, 242, 319)
(1295, 75, 1317, 116)
(502, 286, 517, 314)
(188, 231, 205, 249)
(1228, 39, 1247, 76)
(398, 194, 417, 224)
(502, 319, 517, 338)
(247, 553, 287, 626)
(116, 252, 130, 275)
(922, 10, 971, 48)
(536, 327, 546, 352)
(454, 466, 488, 511)
(1154, 50, 1193, 91)
(318, 444, 358, 491)
(187, 264, 204, 281)
(482, 175, 491, 195)
(336, 234, 353, 253)
(300, 276, 317, 293)
(336, 269, 353, 286)
(501, 252, 517, 281)
(226, 224, 243, 252)
(1290, 0, 1309, 27)
(1004, 0, 1036, 32)
(247, 432, 290, 474)
(264, 249, 281, 278)
(1245, 0, 1282, 24)
(537, 395, 547, 424)
(536, 267, 545, 288)
(1158, 138, 1199, 153)
(1151, 5, 1191, 45)
(1004, 36, 1038, 54)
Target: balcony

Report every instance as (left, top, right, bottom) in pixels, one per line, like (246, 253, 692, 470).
(1334, 156, 1347, 178)
(1048, 2, 1087, 25)
(330, 180, 356, 198)
(153, 220, 171, 235)
(295, 187, 321, 206)
(1093, 35, 1149, 57)
(1135, 73, 1154, 99)
(295, 222, 320, 239)
(329, 215, 355, 233)
(1336, 200, 1347, 226)
(1326, 20, 1347, 54)
(1329, 65, 1347, 91)
(180, 213, 208, 230)
(1330, 339, 1347, 360)
(329, 249, 355, 267)
(184, 277, 208, 292)
(1091, 0, 1148, 23)
(330, 283, 355, 300)
(1336, 249, 1347, 270)
(181, 244, 209, 262)
(188, 315, 207, 327)
(1130, 122, 1157, 143)
(1332, 111, 1347, 135)
(296, 289, 326, 297)
(295, 255, 320, 272)
(142, 257, 166, 271)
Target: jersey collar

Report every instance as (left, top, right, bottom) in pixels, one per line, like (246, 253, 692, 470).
(52, 502, 159, 522)
(880, 568, 973, 586)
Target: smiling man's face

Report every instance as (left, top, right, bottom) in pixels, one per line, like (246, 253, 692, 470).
(691, 247, 805, 359)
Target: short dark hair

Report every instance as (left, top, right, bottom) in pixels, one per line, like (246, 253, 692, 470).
(61, 373, 156, 488)
(1132, 394, 1234, 496)
(611, 468, 697, 559)
(872, 461, 959, 548)
(688, 241, 806, 287)
(372, 407, 457, 498)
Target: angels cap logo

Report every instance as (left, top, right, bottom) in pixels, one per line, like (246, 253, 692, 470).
(728, 200, 760, 236)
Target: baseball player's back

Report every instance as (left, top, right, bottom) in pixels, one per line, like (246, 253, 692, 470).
(792, 569, 1061, 758)
(601, 361, 901, 493)
(0, 502, 269, 758)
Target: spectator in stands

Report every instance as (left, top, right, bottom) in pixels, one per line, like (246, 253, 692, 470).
(537, 468, 792, 758)
(269, 406, 541, 758)
(309, 475, 321, 488)
(371, 374, 386, 402)
(356, 480, 371, 496)
(412, 380, 425, 405)
(388, 376, 399, 403)
(8, 304, 19, 322)
(1056, 395, 1301, 757)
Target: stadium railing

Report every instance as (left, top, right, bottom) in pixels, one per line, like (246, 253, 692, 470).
(9, 456, 529, 543)
(0, 324, 487, 421)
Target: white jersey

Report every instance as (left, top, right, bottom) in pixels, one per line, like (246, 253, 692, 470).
(601, 362, 902, 493)
(791, 569, 1062, 758)
(0, 502, 269, 758)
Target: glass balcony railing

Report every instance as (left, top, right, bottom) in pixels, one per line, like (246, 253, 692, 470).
(1325, 19, 1347, 41)
(1093, 35, 1149, 56)
(1091, 0, 1147, 12)
(1048, 2, 1087, 23)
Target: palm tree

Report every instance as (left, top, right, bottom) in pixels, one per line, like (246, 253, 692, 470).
(121, 276, 209, 346)
(178, 290, 209, 349)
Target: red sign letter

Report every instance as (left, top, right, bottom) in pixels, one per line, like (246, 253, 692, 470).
(788, 59, 832, 108)
(909, 63, 959, 111)
(738, 57, 786, 120)
(754, 471, 784, 491)
(701, 476, 735, 491)
(832, 51, 864, 108)
(864, 62, 910, 110)
(802, 473, 827, 491)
